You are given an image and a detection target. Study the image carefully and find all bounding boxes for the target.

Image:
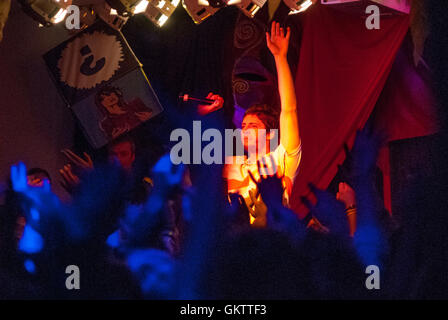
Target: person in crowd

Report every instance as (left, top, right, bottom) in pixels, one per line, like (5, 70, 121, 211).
(59, 135, 181, 256)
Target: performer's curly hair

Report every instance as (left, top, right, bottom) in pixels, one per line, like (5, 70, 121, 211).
(244, 104, 280, 130)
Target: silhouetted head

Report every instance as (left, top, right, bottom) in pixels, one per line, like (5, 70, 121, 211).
(108, 135, 136, 171)
(26, 167, 51, 187)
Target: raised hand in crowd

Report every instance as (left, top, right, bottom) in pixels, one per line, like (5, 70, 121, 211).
(336, 182, 357, 236)
(350, 126, 386, 181)
(302, 183, 350, 238)
(60, 149, 94, 194)
(68, 163, 128, 244)
(248, 155, 306, 243)
(61, 149, 94, 171)
(10, 162, 63, 237)
(122, 154, 185, 249)
(348, 127, 388, 268)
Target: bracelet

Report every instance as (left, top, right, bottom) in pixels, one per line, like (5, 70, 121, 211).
(345, 206, 356, 216)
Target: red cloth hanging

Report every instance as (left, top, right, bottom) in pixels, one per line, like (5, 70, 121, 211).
(290, 3, 410, 217)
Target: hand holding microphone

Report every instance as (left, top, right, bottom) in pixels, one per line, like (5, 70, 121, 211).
(180, 92, 224, 115)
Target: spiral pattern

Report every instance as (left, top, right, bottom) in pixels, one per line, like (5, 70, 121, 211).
(232, 79, 250, 94)
(234, 18, 263, 50)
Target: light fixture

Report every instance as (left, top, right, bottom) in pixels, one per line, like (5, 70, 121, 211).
(105, 0, 149, 16)
(183, 0, 266, 24)
(284, 0, 314, 15)
(140, 0, 180, 27)
(182, 0, 221, 24)
(234, 0, 266, 18)
(94, 1, 129, 30)
(19, 0, 68, 27)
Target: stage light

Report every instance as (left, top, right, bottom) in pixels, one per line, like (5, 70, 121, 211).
(234, 0, 266, 18)
(182, 0, 220, 24)
(139, 0, 179, 27)
(18, 0, 69, 27)
(183, 0, 265, 24)
(283, 0, 314, 14)
(105, 0, 149, 16)
(94, 1, 129, 30)
(134, 0, 150, 13)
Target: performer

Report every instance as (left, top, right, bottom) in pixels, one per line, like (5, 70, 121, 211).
(221, 21, 302, 226)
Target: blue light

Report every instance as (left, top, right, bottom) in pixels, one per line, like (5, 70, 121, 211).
(18, 224, 44, 254)
(24, 259, 36, 274)
(106, 229, 120, 248)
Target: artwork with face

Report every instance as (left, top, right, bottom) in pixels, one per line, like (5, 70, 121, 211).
(70, 68, 163, 148)
(44, 21, 163, 149)
(95, 86, 152, 140)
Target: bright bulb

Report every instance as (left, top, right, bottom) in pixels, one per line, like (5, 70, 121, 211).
(158, 14, 168, 26)
(134, 0, 150, 13)
(289, 0, 313, 14)
(53, 8, 67, 23)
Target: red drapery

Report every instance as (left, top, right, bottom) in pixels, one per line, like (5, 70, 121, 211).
(291, 3, 410, 217)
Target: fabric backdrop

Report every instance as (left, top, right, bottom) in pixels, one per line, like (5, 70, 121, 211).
(291, 3, 411, 217)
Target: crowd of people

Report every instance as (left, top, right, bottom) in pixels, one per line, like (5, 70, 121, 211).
(0, 20, 447, 300)
(1, 122, 446, 299)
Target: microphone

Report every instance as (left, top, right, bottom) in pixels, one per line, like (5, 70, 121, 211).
(179, 93, 215, 104)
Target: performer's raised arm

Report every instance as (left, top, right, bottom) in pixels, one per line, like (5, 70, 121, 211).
(266, 21, 301, 154)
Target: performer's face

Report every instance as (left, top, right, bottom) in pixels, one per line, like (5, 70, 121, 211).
(241, 114, 268, 151)
(108, 141, 135, 171)
(100, 92, 121, 114)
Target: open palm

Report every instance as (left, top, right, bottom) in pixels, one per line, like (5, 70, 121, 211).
(266, 21, 291, 57)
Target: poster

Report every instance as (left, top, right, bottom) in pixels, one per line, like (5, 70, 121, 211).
(44, 20, 163, 148)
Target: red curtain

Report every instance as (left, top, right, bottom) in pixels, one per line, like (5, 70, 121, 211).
(290, 3, 410, 217)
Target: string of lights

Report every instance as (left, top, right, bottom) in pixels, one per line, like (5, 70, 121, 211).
(17, 0, 317, 30)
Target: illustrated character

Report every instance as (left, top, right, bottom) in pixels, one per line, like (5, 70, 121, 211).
(95, 86, 152, 139)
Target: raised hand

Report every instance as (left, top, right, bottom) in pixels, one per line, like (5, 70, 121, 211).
(59, 164, 81, 194)
(10, 162, 62, 233)
(61, 149, 94, 171)
(266, 21, 291, 58)
(350, 127, 386, 179)
(69, 163, 127, 243)
(336, 182, 356, 209)
(302, 183, 350, 237)
(10, 162, 29, 194)
(122, 154, 186, 246)
(198, 92, 224, 116)
(247, 155, 283, 209)
(152, 154, 186, 195)
(247, 155, 305, 241)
